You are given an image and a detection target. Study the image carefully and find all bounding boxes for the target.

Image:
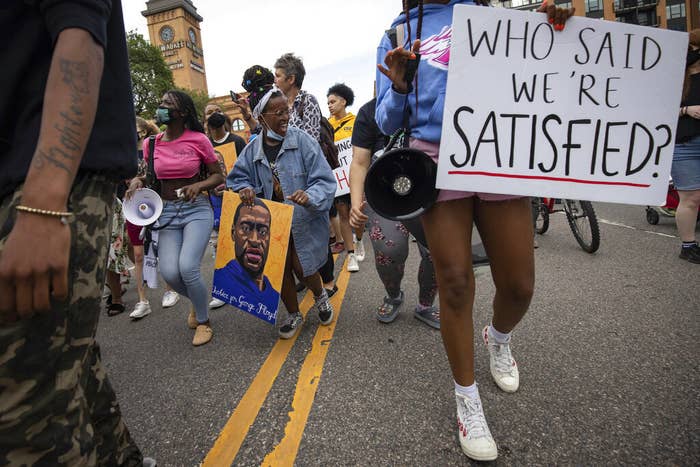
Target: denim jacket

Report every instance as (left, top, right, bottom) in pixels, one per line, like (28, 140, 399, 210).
(227, 127, 336, 276)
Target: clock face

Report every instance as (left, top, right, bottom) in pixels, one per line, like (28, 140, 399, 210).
(160, 26, 174, 43)
(188, 28, 196, 44)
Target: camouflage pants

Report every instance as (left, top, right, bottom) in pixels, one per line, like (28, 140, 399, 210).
(0, 174, 143, 466)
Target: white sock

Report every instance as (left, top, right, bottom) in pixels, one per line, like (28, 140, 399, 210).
(489, 324, 511, 344)
(454, 381, 479, 399)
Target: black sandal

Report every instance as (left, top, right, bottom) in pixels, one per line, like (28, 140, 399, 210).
(106, 303, 125, 317)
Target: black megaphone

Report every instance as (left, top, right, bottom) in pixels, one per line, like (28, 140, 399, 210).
(364, 147, 438, 222)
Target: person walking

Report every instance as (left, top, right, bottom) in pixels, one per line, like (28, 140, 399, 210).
(376, 0, 573, 461)
(349, 98, 439, 329)
(672, 29, 700, 264)
(327, 83, 366, 272)
(127, 90, 224, 346)
(229, 66, 336, 339)
(0, 1, 155, 464)
(274, 54, 339, 294)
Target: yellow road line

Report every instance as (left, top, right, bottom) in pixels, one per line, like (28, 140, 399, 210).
(202, 292, 315, 466)
(262, 259, 351, 466)
(202, 253, 346, 467)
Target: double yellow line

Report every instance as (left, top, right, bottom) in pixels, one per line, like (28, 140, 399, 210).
(203, 257, 350, 466)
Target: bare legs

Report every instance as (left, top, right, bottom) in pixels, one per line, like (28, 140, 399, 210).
(420, 197, 534, 386)
(675, 189, 700, 242)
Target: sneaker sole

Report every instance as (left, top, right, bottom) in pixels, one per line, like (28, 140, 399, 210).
(278, 328, 301, 339)
(319, 309, 334, 326)
(130, 309, 152, 320)
(460, 442, 498, 461)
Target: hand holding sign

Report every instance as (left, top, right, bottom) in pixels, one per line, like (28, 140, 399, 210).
(437, 6, 687, 206)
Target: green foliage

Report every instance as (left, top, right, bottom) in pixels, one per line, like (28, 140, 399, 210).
(174, 86, 212, 122)
(127, 31, 174, 119)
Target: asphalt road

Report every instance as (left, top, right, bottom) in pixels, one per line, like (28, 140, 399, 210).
(97, 202, 699, 466)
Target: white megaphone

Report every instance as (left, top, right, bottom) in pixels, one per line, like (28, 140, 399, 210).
(123, 188, 163, 226)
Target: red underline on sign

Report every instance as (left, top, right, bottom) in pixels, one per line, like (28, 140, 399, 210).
(447, 171, 651, 188)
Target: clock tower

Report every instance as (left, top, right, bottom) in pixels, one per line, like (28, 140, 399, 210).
(142, 0, 208, 94)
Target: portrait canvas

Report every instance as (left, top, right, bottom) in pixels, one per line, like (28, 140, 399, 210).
(212, 192, 293, 324)
(216, 141, 238, 174)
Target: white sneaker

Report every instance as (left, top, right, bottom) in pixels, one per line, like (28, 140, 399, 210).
(456, 392, 498, 461)
(483, 326, 519, 393)
(209, 297, 226, 309)
(347, 252, 359, 272)
(161, 290, 180, 308)
(129, 301, 152, 319)
(354, 238, 366, 262)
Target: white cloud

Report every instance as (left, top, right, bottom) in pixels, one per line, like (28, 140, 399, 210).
(121, 0, 403, 116)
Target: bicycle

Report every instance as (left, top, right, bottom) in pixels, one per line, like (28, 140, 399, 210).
(534, 198, 601, 254)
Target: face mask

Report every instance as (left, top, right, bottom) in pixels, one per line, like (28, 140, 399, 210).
(155, 107, 174, 125)
(687, 49, 700, 67)
(261, 117, 285, 141)
(207, 112, 226, 129)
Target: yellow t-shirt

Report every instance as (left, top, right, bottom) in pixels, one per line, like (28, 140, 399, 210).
(328, 113, 356, 143)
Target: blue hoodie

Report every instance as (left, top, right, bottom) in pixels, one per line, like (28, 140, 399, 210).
(376, 0, 476, 143)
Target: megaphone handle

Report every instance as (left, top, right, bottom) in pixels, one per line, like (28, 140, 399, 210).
(139, 226, 146, 240)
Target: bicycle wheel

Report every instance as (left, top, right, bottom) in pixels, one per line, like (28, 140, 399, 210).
(535, 199, 550, 234)
(564, 200, 600, 253)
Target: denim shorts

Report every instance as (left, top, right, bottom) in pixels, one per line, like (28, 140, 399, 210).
(672, 135, 700, 190)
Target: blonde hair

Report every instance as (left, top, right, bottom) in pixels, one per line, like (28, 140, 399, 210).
(136, 116, 159, 137)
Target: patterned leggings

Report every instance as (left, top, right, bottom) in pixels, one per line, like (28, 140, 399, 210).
(367, 207, 437, 306)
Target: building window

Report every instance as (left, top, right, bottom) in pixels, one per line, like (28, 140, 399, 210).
(666, 3, 686, 18)
(586, 0, 602, 12)
(231, 119, 245, 131)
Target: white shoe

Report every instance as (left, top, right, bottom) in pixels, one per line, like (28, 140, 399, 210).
(209, 297, 226, 309)
(354, 238, 366, 262)
(456, 392, 498, 461)
(129, 301, 152, 319)
(347, 252, 359, 272)
(161, 290, 180, 308)
(483, 326, 519, 393)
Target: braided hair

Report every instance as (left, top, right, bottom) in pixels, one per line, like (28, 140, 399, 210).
(165, 89, 205, 133)
(241, 65, 281, 114)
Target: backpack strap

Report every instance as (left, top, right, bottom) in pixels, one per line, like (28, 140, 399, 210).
(146, 135, 158, 192)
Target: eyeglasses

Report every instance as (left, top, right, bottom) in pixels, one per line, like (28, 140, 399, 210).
(262, 108, 290, 118)
(235, 221, 270, 239)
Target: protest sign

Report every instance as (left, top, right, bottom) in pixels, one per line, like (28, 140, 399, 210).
(437, 5, 688, 205)
(212, 192, 293, 324)
(333, 135, 353, 196)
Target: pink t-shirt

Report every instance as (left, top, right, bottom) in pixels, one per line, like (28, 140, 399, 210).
(143, 129, 217, 179)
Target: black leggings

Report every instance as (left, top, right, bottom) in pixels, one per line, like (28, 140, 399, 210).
(318, 244, 335, 284)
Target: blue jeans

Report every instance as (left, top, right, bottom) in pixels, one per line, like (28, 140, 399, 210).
(157, 195, 213, 323)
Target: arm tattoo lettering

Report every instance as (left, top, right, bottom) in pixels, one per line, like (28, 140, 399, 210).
(32, 58, 92, 176)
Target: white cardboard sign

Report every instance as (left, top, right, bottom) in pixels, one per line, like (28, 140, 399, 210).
(437, 5, 688, 205)
(333, 136, 353, 196)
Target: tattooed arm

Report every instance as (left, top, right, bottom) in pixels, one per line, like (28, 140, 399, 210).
(0, 28, 104, 320)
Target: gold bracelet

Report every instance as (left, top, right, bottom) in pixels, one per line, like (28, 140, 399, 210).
(15, 205, 75, 225)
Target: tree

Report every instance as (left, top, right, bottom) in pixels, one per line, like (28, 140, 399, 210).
(174, 86, 212, 122)
(127, 31, 173, 119)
